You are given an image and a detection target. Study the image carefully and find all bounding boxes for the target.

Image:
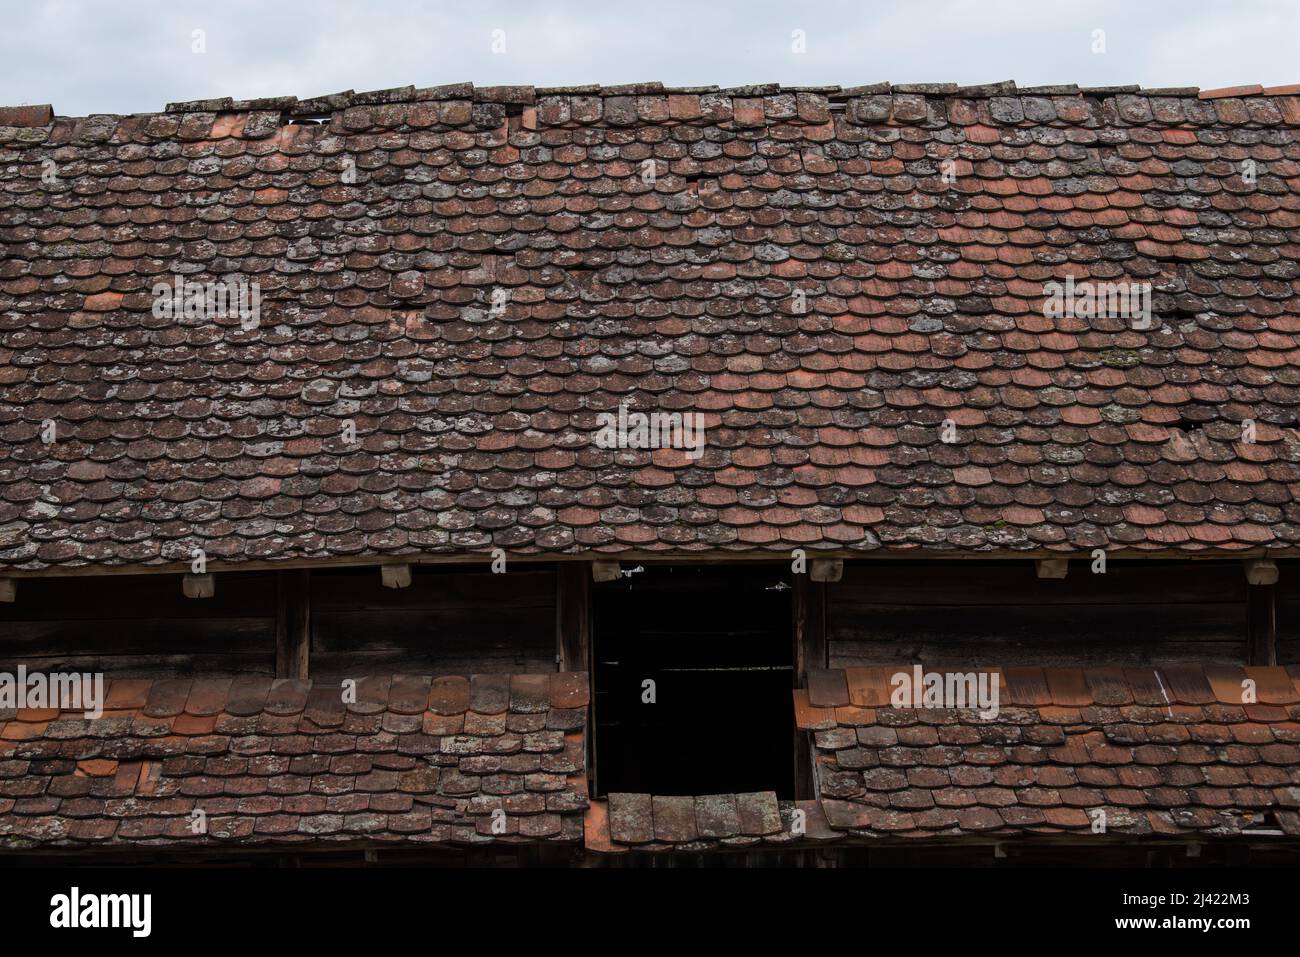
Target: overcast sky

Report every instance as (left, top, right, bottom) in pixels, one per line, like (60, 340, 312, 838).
(2, 0, 1297, 117)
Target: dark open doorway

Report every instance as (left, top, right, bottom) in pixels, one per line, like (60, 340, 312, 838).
(591, 564, 795, 798)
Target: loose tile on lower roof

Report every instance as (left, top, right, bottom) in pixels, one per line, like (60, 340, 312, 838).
(585, 791, 835, 852)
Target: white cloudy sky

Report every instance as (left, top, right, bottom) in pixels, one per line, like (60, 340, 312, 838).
(2, 0, 1297, 116)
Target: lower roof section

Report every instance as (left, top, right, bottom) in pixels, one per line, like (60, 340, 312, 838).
(0, 673, 589, 849)
(798, 664, 1300, 841)
(6, 664, 1300, 856)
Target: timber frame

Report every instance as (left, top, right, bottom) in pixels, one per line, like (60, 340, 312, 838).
(2, 553, 1297, 863)
(0, 553, 1288, 677)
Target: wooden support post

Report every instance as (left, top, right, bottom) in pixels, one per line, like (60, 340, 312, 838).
(591, 561, 621, 583)
(1247, 584, 1277, 666)
(182, 573, 214, 598)
(1036, 558, 1068, 579)
(0, 579, 14, 602)
(1243, 559, 1279, 665)
(557, 562, 595, 795)
(556, 563, 591, 673)
(792, 574, 827, 682)
(381, 563, 412, 589)
(276, 569, 311, 679)
(792, 573, 827, 801)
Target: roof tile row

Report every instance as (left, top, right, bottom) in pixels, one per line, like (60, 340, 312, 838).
(3, 82, 1300, 567)
(0, 673, 588, 848)
(798, 666, 1300, 841)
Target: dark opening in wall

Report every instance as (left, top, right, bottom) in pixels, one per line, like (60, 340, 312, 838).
(824, 559, 1249, 668)
(308, 564, 556, 677)
(592, 563, 794, 798)
(0, 571, 277, 677)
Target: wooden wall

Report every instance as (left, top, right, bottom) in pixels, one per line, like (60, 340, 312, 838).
(308, 566, 555, 677)
(0, 566, 557, 679)
(0, 558, 1287, 677)
(0, 572, 277, 677)
(825, 560, 1251, 668)
(1274, 559, 1300, 665)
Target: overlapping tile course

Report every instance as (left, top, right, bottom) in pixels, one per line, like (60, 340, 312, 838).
(3, 80, 1300, 568)
(0, 672, 589, 848)
(797, 665, 1300, 840)
(584, 790, 819, 852)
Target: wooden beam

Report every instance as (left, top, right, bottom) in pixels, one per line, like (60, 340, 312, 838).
(556, 562, 591, 673)
(381, 563, 412, 589)
(557, 563, 595, 796)
(809, 559, 843, 583)
(591, 561, 621, 583)
(275, 569, 311, 679)
(4, 547, 1297, 580)
(1247, 584, 1277, 665)
(1036, 558, 1068, 579)
(1244, 558, 1279, 586)
(792, 573, 827, 801)
(182, 573, 214, 598)
(1244, 559, 1279, 664)
(0, 579, 14, 602)
(792, 575, 827, 682)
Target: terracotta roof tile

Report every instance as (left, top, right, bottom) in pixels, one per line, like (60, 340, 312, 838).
(591, 790, 794, 852)
(3, 84, 1300, 566)
(798, 666, 1300, 841)
(607, 791, 654, 845)
(0, 672, 588, 850)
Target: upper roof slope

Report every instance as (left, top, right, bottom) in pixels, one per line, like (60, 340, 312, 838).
(2, 81, 1300, 571)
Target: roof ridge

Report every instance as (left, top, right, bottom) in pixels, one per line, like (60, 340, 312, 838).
(7, 81, 1300, 123)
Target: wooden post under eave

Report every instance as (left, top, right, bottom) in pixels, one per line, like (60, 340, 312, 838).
(276, 569, 311, 679)
(0, 579, 14, 602)
(1247, 584, 1277, 666)
(792, 574, 827, 683)
(556, 563, 591, 673)
(556, 563, 594, 796)
(792, 573, 827, 801)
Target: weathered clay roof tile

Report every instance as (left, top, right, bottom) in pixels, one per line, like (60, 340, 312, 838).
(4, 83, 1300, 568)
(590, 790, 810, 852)
(798, 665, 1300, 841)
(0, 672, 588, 849)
